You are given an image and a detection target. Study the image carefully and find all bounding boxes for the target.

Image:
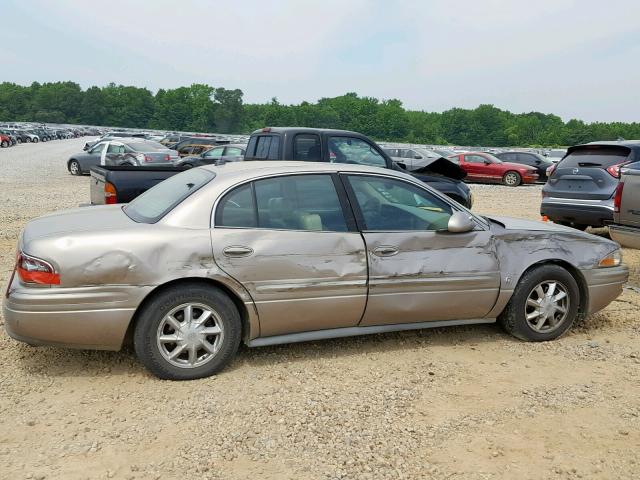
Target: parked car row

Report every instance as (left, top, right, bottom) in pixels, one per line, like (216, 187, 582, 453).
(0, 123, 99, 148)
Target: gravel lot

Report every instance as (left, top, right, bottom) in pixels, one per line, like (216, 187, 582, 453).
(1, 138, 639, 480)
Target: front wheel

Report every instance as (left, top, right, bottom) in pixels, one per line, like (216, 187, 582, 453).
(0, 141, 8, 148)
(181, 163, 194, 169)
(498, 265, 580, 342)
(503, 171, 522, 187)
(133, 284, 242, 380)
(68, 160, 81, 176)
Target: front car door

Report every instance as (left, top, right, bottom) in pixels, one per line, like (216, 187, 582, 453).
(342, 173, 500, 326)
(211, 173, 367, 337)
(464, 154, 497, 182)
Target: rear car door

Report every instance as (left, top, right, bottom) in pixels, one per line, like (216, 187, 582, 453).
(201, 147, 225, 164)
(343, 173, 500, 326)
(212, 173, 367, 337)
(105, 142, 126, 166)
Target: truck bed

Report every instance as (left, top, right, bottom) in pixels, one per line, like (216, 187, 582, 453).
(90, 165, 186, 205)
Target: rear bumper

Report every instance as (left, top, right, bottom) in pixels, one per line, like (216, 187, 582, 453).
(541, 198, 614, 227)
(581, 265, 628, 315)
(3, 276, 151, 350)
(609, 224, 640, 249)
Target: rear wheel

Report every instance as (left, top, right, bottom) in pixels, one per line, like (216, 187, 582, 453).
(16, 138, 22, 144)
(134, 284, 242, 380)
(68, 160, 81, 176)
(503, 171, 522, 187)
(181, 163, 194, 169)
(26, 137, 32, 143)
(1, 141, 8, 148)
(498, 264, 579, 341)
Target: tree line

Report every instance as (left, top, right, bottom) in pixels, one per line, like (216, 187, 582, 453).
(1, 81, 639, 146)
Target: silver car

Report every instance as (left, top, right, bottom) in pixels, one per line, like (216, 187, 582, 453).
(4, 162, 628, 380)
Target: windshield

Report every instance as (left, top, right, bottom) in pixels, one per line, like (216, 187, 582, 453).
(124, 169, 215, 223)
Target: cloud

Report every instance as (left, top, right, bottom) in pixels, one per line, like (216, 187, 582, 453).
(3, 0, 640, 122)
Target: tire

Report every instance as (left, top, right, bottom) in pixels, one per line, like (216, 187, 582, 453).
(68, 160, 81, 176)
(503, 171, 522, 187)
(26, 137, 32, 143)
(33, 138, 38, 143)
(133, 283, 242, 380)
(16, 138, 22, 144)
(181, 163, 194, 169)
(1, 141, 7, 148)
(498, 264, 580, 342)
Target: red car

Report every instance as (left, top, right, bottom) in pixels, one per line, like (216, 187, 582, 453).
(1, 134, 11, 148)
(450, 152, 538, 186)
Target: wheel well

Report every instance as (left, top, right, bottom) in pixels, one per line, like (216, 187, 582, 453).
(121, 277, 252, 348)
(518, 259, 589, 318)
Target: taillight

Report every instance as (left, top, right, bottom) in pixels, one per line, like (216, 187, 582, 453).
(614, 182, 624, 213)
(16, 252, 60, 285)
(547, 164, 557, 177)
(164, 154, 170, 161)
(144, 155, 152, 162)
(105, 181, 117, 204)
(606, 162, 626, 178)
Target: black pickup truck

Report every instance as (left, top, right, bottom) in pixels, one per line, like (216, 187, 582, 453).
(90, 127, 472, 207)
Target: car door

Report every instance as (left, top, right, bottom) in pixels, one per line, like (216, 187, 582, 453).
(460, 154, 486, 181)
(82, 141, 107, 170)
(211, 173, 367, 337)
(342, 173, 500, 326)
(104, 142, 126, 166)
(619, 162, 640, 227)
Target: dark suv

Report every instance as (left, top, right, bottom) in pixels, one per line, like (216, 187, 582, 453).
(541, 141, 640, 229)
(495, 151, 554, 182)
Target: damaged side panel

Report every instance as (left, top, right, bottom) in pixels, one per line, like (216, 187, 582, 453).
(210, 229, 368, 337)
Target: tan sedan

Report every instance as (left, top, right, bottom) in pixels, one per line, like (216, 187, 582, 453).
(4, 162, 628, 380)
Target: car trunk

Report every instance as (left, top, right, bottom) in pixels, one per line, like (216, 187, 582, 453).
(547, 145, 630, 200)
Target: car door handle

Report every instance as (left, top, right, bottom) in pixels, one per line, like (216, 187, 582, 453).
(372, 246, 399, 257)
(223, 246, 254, 257)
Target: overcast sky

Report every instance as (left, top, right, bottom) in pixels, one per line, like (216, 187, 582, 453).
(3, 0, 640, 122)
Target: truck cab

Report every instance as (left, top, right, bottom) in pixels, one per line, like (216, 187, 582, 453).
(245, 128, 472, 208)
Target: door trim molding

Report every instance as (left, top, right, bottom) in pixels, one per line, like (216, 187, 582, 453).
(246, 318, 495, 347)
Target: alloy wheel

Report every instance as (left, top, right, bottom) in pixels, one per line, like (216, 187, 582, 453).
(525, 281, 570, 333)
(156, 303, 225, 368)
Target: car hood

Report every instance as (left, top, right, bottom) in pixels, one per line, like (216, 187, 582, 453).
(486, 215, 579, 233)
(413, 157, 467, 180)
(21, 205, 134, 246)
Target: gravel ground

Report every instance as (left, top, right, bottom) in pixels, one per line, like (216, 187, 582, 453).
(1, 138, 638, 480)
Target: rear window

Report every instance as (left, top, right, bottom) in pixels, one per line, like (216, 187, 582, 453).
(124, 169, 215, 223)
(127, 141, 166, 152)
(559, 146, 631, 168)
(249, 135, 280, 160)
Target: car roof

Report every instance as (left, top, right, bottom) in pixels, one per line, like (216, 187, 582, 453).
(583, 140, 640, 149)
(200, 160, 402, 180)
(251, 127, 365, 136)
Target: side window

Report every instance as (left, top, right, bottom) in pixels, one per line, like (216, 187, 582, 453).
(254, 136, 281, 160)
(327, 137, 386, 167)
(216, 184, 257, 228)
(107, 143, 122, 154)
(254, 175, 348, 231)
(403, 149, 418, 159)
(465, 155, 486, 164)
(516, 153, 533, 165)
(293, 134, 321, 161)
(90, 143, 107, 154)
(204, 147, 225, 159)
(179, 146, 194, 155)
(348, 175, 453, 231)
(224, 147, 243, 157)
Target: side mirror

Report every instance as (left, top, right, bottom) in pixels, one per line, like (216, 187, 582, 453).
(484, 160, 491, 165)
(447, 212, 475, 233)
